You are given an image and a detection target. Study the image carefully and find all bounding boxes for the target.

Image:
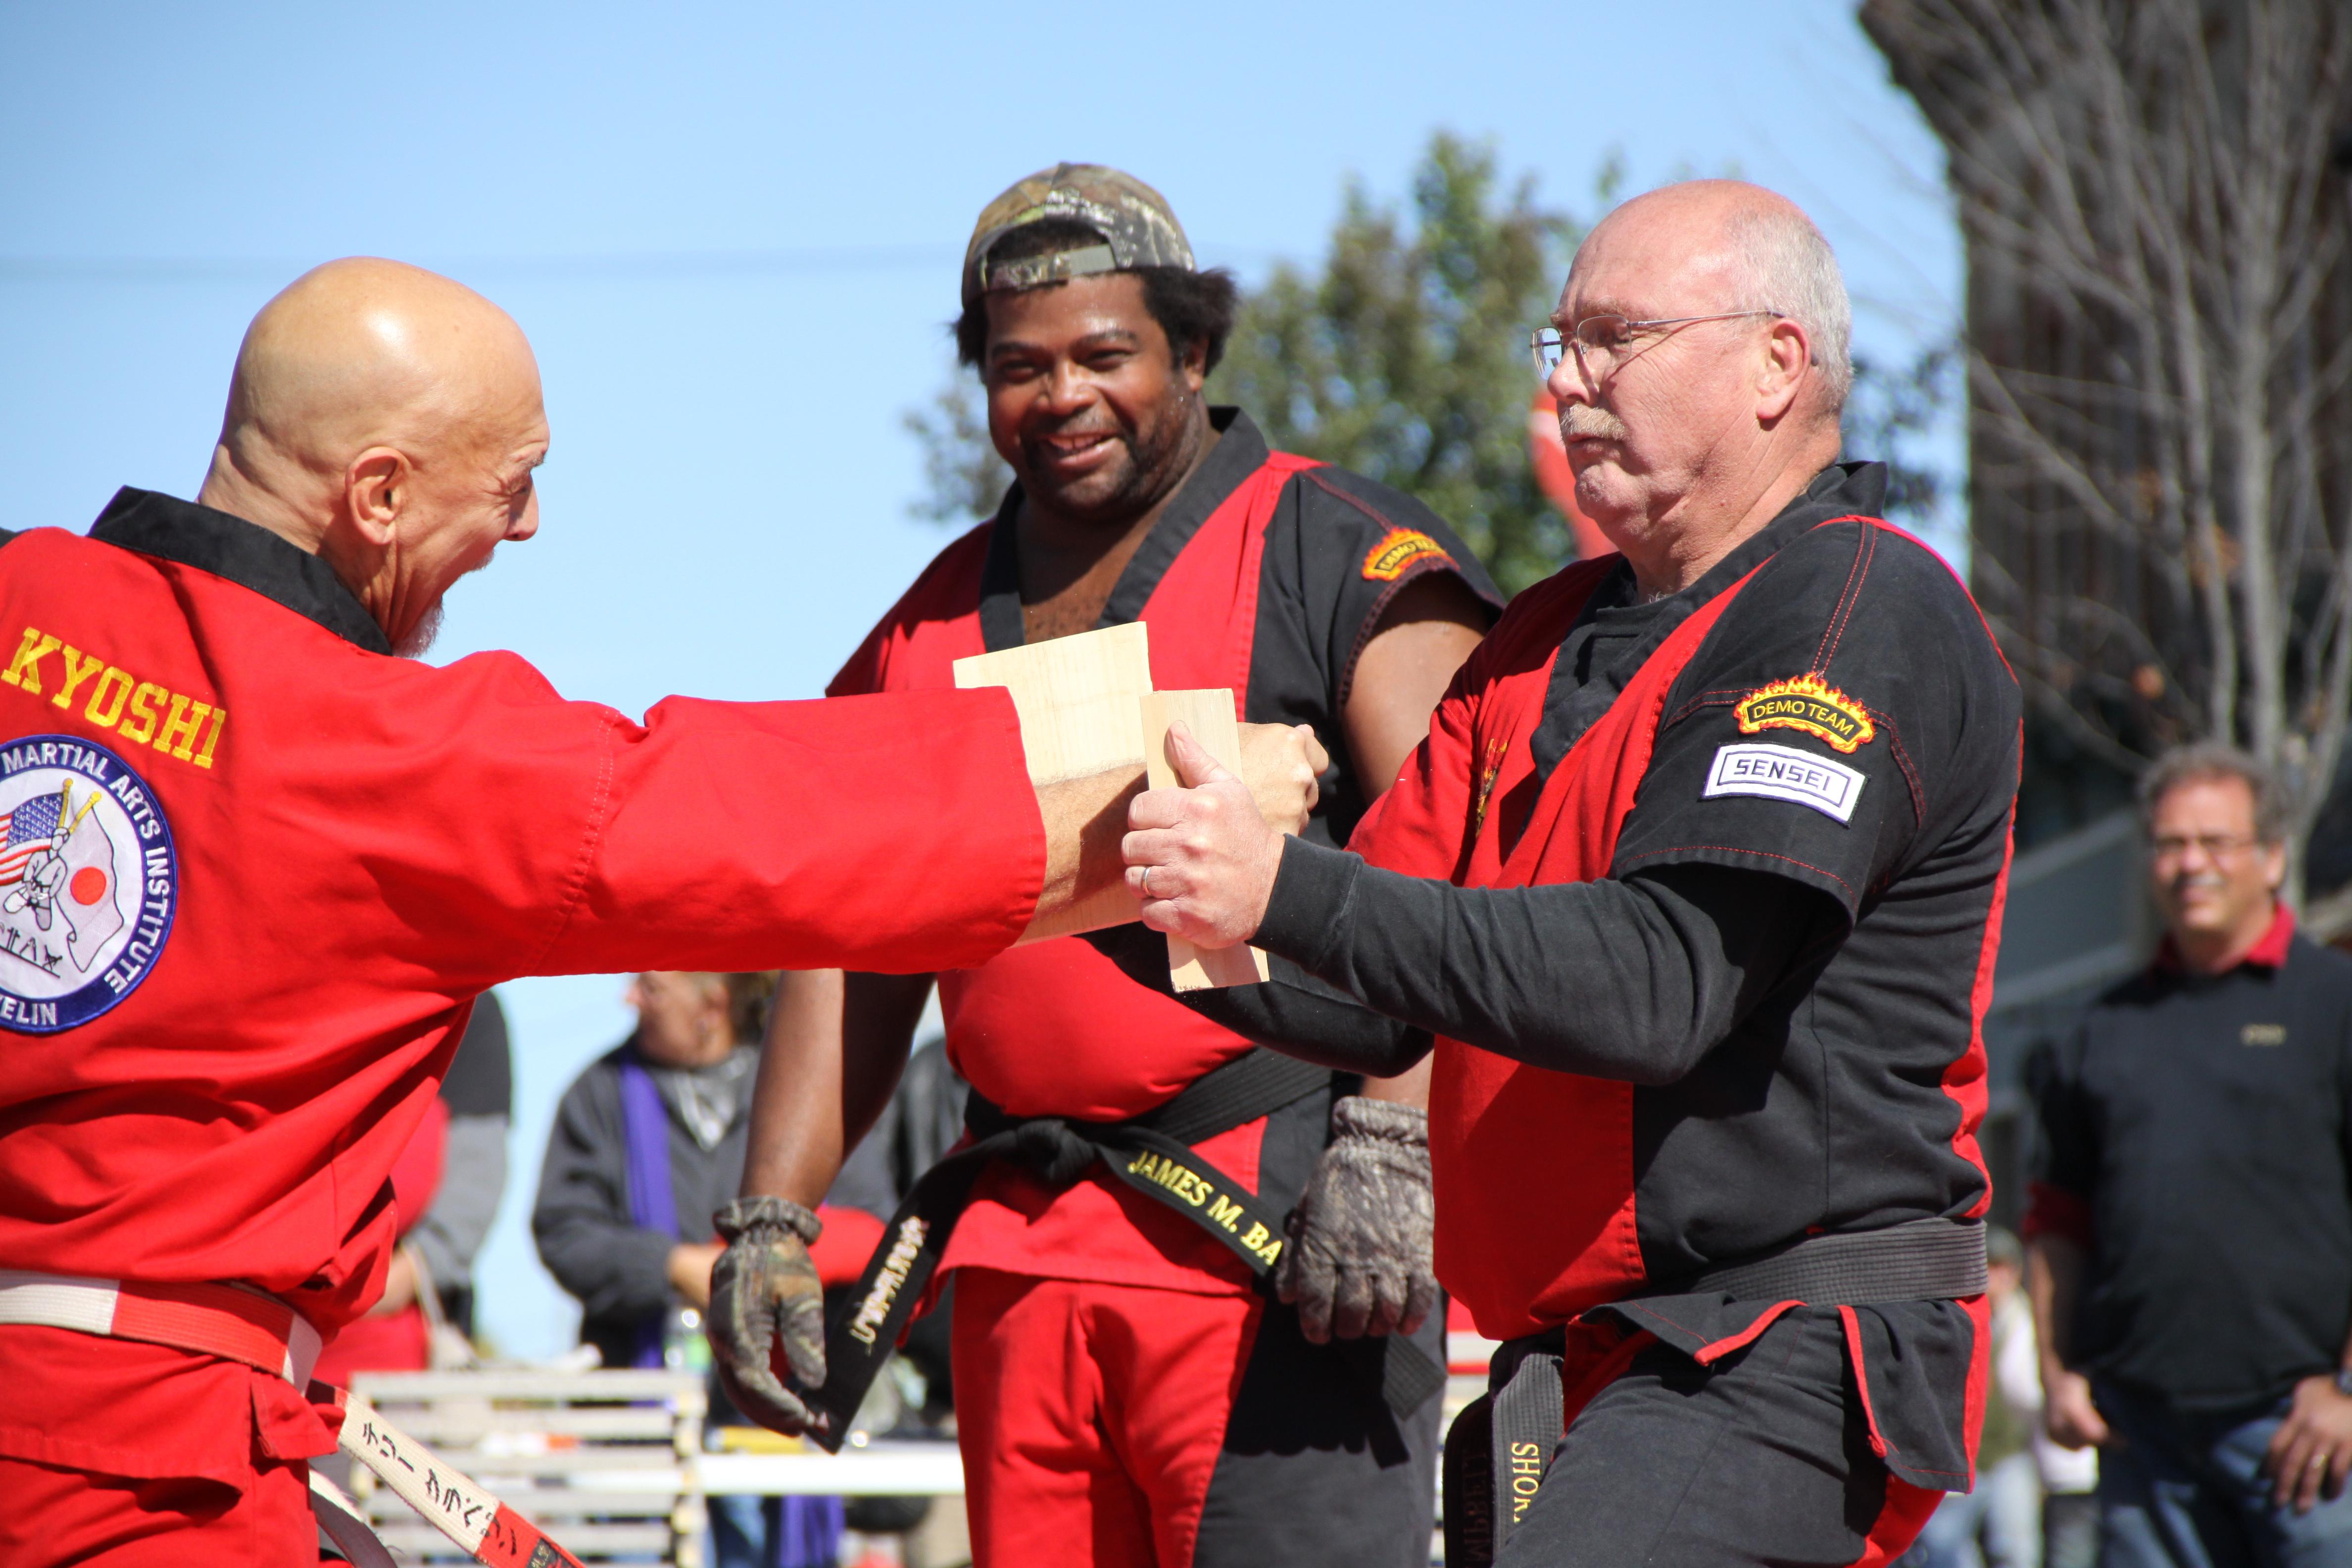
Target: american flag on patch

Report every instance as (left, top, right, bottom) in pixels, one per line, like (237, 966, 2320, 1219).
(0, 790, 63, 886)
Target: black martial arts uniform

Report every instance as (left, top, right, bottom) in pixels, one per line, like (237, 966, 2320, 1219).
(1144, 463, 2021, 1567)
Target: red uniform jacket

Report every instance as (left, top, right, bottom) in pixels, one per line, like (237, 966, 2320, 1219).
(831, 410, 1496, 1293)
(0, 489, 1044, 1486)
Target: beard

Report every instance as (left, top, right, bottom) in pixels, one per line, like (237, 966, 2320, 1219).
(1018, 392, 1200, 525)
(395, 601, 445, 660)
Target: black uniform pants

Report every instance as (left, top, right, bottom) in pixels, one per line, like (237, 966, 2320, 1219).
(952, 1266, 1442, 1568)
(1499, 1306, 1942, 1567)
(1194, 1298, 1444, 1568)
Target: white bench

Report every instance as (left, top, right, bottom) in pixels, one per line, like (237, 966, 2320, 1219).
(347, 1370, 973, 1565)
(349, 1368, 708, 1566)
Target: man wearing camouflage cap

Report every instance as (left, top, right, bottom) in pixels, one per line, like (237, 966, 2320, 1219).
(710, 164, 1500, 1567)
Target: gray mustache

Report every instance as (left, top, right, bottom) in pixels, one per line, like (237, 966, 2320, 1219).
(1559, 406, 1630, 442)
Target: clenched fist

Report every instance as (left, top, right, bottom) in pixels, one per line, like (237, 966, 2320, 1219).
(1237, 720, 1329, 837)
(1126, 723, 1302, 949)
(707, 1196, 830, 1437)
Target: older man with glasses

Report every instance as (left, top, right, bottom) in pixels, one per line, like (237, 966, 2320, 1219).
(1111, 178, 2023, 1566)
(2029, 746, 2352, 1568)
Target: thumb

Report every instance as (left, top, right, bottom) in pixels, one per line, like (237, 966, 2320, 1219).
(1165, 721, 1238, 789)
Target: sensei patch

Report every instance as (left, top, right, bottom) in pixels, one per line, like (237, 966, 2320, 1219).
(1733, 673, 1876, 753)
(1705, 742, 1866, 824)
(1361, 527, 1454, 582)
(0, 735, 175, 1032)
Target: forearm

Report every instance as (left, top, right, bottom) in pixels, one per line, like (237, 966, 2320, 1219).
(740, 969, 927, 1209)
(1360, 1057, 1432, 1108)
(1026, 765, 1147, 938)
(1253, 842, 1836, 1084)
(535, 1215, 676, 1322)
(2029, 1234, 2086, 1372)
(1079, 921, 1430, 1076)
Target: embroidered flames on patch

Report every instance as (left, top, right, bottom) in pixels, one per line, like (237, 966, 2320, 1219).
(1360, 527, 1454, 582)
(1732, 673, 1876, 754)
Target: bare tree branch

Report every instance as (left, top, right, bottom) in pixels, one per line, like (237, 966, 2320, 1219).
(1865, 0, 2352, 897)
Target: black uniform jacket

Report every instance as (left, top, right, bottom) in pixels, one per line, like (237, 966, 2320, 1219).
(1115, 463, 2023, 1490)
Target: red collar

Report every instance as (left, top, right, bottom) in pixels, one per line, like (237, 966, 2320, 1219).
(2157, 902, 2295, 975)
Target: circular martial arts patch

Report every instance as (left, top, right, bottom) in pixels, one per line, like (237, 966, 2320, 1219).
(0, 734, 175, 1032)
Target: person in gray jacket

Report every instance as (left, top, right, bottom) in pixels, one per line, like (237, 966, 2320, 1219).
(534, 971, 891, 1568)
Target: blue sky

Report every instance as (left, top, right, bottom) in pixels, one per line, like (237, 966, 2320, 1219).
(0, 0, 1960, 1359)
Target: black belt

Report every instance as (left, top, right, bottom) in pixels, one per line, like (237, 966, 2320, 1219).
(805, 1048, 1443, 1449)
(1442, 1217, 1987, 1567)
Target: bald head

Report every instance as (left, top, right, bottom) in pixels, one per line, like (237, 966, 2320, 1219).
(1545, 181, 1851, 596)
(1574, 181, 1851, 410)
(199, 258, 548, 655)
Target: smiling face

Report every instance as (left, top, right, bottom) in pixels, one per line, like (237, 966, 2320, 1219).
(2147, 773, 2287, 957)
(201, 258, 553, 657)
(980, 272, 1207, 528)
(385, 338, 548, 653)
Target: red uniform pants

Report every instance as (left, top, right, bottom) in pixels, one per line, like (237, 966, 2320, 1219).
(0, 1454, 312, 1568)
(951, 1268, 1262, 1568)
(0, 1327, 328, 1568)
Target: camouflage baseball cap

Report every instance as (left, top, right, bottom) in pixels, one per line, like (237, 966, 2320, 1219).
(961, 163, 1196, 309)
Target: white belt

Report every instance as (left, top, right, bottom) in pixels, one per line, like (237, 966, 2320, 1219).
(0, 1268, 585, 1568)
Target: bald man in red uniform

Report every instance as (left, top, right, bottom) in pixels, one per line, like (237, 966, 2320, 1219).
(0, 257, 1320, 1567)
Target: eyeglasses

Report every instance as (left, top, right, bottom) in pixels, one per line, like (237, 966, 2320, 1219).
(1530, 310, 1784, 380)
(2149, 833, 2264, 862)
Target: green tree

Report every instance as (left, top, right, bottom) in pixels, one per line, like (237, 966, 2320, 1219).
(1210, 134, 1588, 596)
(1840, 341, 1959, 535)
(900, 377, 1006, 528)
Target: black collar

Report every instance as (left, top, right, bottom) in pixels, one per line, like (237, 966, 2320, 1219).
(977, 407, 1272, 653)
(1528, 462, 1890, 783)
(88, 488, 392, 654)
(1617, 460, 1889, 610)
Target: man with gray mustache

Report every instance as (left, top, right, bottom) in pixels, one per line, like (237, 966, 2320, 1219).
(1115, 180, 2022, 1567)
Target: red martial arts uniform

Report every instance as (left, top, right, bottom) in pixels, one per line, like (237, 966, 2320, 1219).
(0, 490, 1046, 1567)
(829, 410, 1496, 1567)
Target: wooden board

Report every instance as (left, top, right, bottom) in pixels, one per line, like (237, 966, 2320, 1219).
(954, 623, 1152, 941)
(951, 621, 1153, 784)
(1140, 689, 1271, 991)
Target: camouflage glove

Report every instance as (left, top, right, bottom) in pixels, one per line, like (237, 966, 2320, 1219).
(708, 1196, 828, 1435)
(1276, 1096, 1437, 1343)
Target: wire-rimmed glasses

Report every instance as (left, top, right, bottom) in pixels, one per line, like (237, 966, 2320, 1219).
(1531, 310, 1785, 380)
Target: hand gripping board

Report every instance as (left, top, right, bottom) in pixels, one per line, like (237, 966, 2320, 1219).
(951, 626, 1267, 988)
(1140, 689, 1271, 991)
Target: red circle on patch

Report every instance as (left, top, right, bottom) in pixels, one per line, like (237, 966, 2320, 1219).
(70, 867, 108, 906)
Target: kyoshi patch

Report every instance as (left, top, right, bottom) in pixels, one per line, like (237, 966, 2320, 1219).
(0, 734, 175, 1032)
(1732, 673, 1876, 754)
